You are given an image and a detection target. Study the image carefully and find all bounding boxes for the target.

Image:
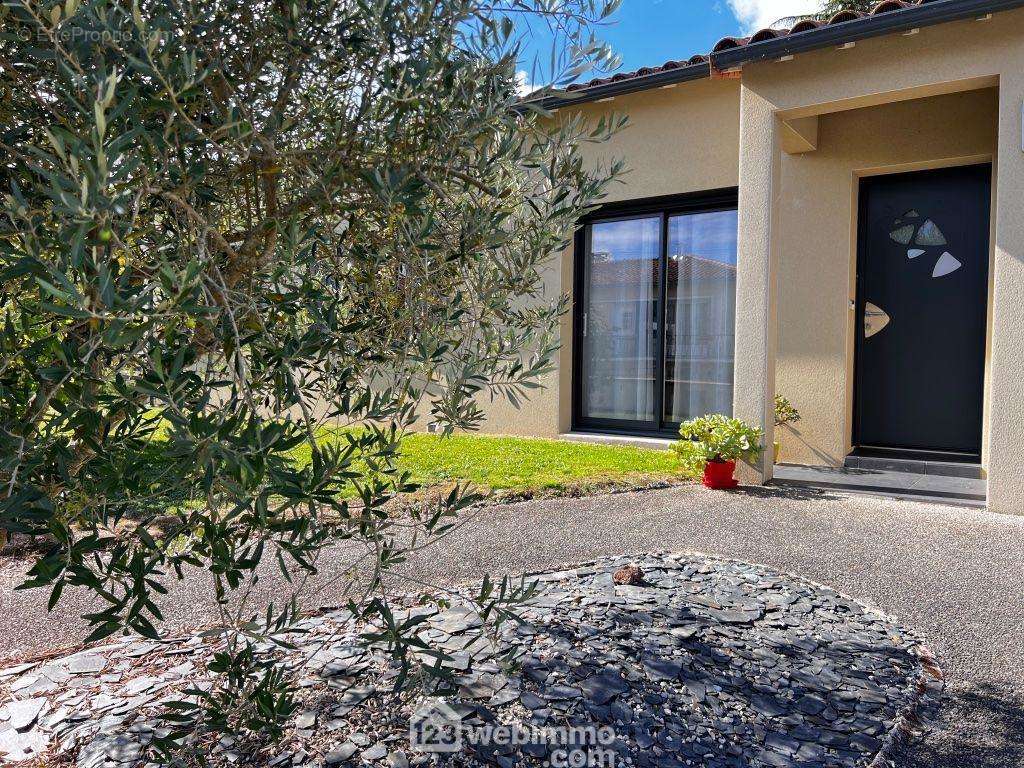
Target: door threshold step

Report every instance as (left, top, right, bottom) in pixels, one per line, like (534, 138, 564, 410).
(845, 454, 984, 479)
(772, 464, 986, 507)
(773, 481, 987, 508)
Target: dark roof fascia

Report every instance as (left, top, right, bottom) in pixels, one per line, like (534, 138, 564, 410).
(534, 62, 709, 111)
(712, 0, 1024, 69)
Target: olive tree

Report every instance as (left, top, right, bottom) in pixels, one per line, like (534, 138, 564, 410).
(0, 0, 624, 754)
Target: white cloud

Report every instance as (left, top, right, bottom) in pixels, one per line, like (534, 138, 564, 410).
(516, 70, 539, 96)
(727, 0, 824, 33)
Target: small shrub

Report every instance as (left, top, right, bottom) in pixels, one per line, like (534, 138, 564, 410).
(673, 414, 764, 475)
(774, 396, 802, 428)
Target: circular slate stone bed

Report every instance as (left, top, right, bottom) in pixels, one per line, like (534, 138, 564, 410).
(0, 552, 942, 768)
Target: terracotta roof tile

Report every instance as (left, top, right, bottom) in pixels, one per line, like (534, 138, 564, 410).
(789, 19, 825, 34)
(565, 0, 931, 94)
(711, 36, 751, 53)
(748, 28, 786, 44)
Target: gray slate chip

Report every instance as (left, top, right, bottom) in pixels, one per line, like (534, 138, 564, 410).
(360, 743, 388, 761)
(642, 654, 682, 681)
(3, 697, 47, 731)
(580, 672, 630, 705)
(520, 692, 545, 709)
(324, 742, 358, 765)
(63, 654, 108, 675)
(0, 725, 49, 761)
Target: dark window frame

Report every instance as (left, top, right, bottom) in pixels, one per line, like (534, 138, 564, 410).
(571, 188, 740, 438)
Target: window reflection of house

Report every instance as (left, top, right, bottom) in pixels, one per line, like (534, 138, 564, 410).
(580, 209, 738, 427)
(585, 250, 659, 422)
(664, 253, 736, 422)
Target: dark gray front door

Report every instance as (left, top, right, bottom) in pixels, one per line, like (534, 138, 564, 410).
(854, 165, 991, 460)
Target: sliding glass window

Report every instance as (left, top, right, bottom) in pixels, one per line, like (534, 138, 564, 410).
(664, 210, 738, 424)
(575, 195, 738, 435)
(579, 216, 661, 426)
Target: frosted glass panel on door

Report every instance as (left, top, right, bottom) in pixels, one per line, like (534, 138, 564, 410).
(664, 210, 738, 423)
(582, 217, 661, 422)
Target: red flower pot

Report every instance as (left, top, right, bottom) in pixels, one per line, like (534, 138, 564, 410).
(702, 459, 739, 490)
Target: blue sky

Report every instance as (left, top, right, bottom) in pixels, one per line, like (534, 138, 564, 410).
(591, 0, 742, 73)
(517, 1, 824, 83)
(598, 0, 824, 71)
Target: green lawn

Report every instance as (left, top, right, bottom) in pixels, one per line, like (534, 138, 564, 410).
(393, 433, 681, 493)
(300, 431, 683, 497)
(70, 431, 685, 551)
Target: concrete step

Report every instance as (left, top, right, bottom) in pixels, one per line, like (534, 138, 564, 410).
(844, 454, 984, 479)
(772, 463, 987, 507)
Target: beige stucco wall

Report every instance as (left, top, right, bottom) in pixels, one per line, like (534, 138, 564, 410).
(774, 89, 999, 466)
(476, 78, 742, 437)
(566, 78, 742, 205)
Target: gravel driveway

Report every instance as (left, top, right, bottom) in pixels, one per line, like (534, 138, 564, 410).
(2, 484, 1022, 767)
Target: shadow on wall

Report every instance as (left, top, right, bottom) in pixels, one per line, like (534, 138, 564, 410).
(780, 425, 844, 468)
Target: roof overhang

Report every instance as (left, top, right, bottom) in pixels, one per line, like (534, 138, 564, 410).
(713, 0, 1024, 69)
(537, 62, 709, 111)
(531, 0, 1024, 112)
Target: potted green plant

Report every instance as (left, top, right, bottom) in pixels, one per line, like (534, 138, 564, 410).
(773, 395, 802, 464)
(673, 414, 764, 490)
